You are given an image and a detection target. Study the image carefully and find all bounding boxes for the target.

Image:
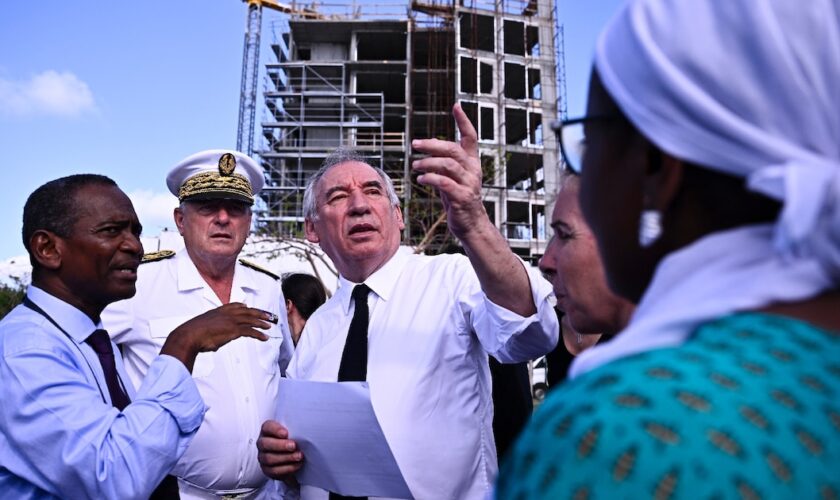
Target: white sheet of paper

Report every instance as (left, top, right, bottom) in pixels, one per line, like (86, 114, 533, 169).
(275, 378, 413, 499)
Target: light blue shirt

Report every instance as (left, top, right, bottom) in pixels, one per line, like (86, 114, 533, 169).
(0, 286, 207, 499)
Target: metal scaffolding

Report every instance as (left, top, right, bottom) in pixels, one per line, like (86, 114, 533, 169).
(252, 0, 560, 262)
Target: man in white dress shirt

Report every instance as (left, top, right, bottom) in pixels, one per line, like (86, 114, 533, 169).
(103, 150, 294, 499)
(257, 105, 559, 499)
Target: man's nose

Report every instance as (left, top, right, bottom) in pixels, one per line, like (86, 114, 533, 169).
(539, 240, 558, 274)
(214, 207, 231, 223)
(347, 190, 371, 214)
(123, 231, 143, 256)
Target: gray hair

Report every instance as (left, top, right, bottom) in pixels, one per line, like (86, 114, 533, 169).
(303, 147, 400, 220)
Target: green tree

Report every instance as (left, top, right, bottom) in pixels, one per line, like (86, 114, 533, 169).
(0, 282, 25, 319)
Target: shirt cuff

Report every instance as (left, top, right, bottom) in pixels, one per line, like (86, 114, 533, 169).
(136, 355, 207, 434)
(483, 263, 555, 326)
(480, 264, 559, 362)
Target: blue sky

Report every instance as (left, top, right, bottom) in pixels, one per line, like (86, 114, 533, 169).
(0, 0, 622, 260)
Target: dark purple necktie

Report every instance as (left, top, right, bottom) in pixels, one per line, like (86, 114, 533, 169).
(331, 284, 370, 500)
(86, 329, 180, 499)
(85, 329, 130, 410)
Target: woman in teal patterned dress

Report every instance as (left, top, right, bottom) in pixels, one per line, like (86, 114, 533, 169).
(497, 0, 840, 498)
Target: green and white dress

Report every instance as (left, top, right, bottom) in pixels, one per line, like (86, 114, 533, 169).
(497, 313, 840, 499)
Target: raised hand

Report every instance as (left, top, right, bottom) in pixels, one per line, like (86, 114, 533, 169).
(411, 103, 536, 317)
(411, 103, 490, 241)
(160, 302, 272, 372)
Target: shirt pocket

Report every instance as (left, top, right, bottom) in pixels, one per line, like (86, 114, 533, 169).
(257, 336, 283, 376)
(149, 315, 215, 378)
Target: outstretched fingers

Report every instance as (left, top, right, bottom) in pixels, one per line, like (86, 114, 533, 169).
(452, 103, 478, 158)
(411, 105, 478, 166)
(411, 105, 482, 188)
(413, 171, 462, 193)
(412, 137, 470, 165)
(413, 156, 469, 181)
(220, 303, 273, 341)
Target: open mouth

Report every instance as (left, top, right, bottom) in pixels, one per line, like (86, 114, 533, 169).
(348, 223, 377, 236)
(112, 265, 139, 279)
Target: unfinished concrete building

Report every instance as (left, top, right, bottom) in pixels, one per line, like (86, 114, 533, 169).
(257, 0, 560, 263)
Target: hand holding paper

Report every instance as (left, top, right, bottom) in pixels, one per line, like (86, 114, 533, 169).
(268, 379, 413, 498)
(257, 420, 304, 482)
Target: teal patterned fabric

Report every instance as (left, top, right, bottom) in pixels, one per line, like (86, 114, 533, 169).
(497, 313, 840, 499)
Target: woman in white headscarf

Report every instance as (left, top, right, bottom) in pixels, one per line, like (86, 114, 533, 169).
(497, 0, 840, 497)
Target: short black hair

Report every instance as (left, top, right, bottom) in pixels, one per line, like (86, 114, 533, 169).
(22, 174, 118, 265)
(281, 273, 328, 320)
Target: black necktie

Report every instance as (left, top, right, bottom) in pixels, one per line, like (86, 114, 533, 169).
(337, 284, 371, 382)
(86, 329, 180, 499)
(331, 285, 370, 500)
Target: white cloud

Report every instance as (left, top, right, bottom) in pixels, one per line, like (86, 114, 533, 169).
(0, 70, 97, 117)
(127, 190, 178, 234)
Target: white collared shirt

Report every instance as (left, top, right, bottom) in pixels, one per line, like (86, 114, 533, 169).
(103, 249, 293, 497)
(288, 248, 558, 500)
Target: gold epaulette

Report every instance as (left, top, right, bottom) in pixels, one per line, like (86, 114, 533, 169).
(238, 258, 280, 280)
(141, 250, 176, 264)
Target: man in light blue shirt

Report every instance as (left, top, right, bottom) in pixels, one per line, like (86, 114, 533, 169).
(0, 174, 275, 499)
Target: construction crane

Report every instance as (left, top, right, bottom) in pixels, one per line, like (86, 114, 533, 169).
(236, 0, 323, 156)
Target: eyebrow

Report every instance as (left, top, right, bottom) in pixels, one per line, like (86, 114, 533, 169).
(93, 218, 128, 227)
(92, 218, 142, 233)
(362, 180, 384, 191)
(324, 180, 384, 199)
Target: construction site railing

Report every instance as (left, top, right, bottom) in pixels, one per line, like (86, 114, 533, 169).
(278, 1, 410, 20)
(262, 132, 404, 151)
(262, 92, 384, 123)
(266, 63, 345, 94)
(355, 131, 405, 149)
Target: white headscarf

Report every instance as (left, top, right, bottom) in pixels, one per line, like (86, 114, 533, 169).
(570, 0, 840, 378)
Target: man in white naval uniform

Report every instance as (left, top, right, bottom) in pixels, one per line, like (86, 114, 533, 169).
(104, 150, 294, 499)
(256, 105, 559, 499)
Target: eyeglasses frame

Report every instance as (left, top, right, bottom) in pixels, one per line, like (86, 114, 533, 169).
(550, 114, 619, 174)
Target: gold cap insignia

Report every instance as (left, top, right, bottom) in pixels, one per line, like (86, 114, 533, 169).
(218, 153, 236, 176)
(168, 149, 261, 205)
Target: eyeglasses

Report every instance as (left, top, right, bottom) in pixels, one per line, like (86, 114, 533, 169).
(551, 115, 617, 174)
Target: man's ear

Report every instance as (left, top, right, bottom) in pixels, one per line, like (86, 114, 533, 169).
(642, 148, 684, 213)
(29, 230, 63, 271)
(304, 218, 320, 243)
(174, 206, 186, 236)
(394, 204, 405, 231)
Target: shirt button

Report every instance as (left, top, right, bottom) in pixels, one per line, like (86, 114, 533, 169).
(245, 397, 250, 403)
(249, 438, 254, 445)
